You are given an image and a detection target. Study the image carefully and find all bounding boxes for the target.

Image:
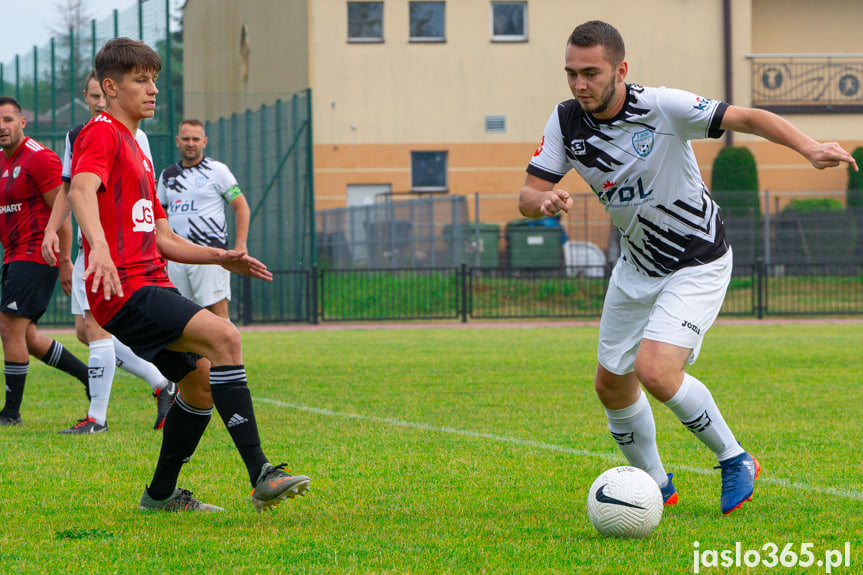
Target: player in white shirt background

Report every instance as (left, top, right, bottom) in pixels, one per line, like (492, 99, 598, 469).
(42, 70, 176, 435)
(519, 20, 857, 515)
(156, 119, 250, 320)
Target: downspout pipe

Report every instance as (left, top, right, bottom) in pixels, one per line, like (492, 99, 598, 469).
(723, 0, 734, 147)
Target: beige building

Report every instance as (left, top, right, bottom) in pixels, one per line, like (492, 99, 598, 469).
(183, 0, 863, 234)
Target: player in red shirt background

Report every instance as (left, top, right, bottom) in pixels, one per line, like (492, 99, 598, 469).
(67, 38, 310, 512)
(0, 97, 92, 426)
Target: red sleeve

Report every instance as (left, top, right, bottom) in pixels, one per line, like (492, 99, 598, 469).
(154, 197, 167, 220)
(30, 149, 62, 194)
(72, 120, 116, 187)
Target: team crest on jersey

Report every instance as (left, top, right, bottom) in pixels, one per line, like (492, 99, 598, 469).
(569, 139, 587, 155)
(632, 129, 654, 157)
(131, 198, 155, 232)
(12, 166, 21, 179)
(195, 175, 208, 188)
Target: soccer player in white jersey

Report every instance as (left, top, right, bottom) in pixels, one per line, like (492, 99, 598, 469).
(42, 70, 176, 434)
(519, 20, 858, 515)
(156, 119, 250, 320)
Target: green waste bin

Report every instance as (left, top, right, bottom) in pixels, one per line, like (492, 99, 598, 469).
(506, 219, 562, 269)
(445, 223, 500, 268)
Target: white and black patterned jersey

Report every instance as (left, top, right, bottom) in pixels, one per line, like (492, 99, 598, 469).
(156, 157, 242, 249)
(527, 84, 730, 277)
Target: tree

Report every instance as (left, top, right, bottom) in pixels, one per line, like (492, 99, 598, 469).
(49, 0, 94, 128)
(711, 146, 761, 265)
(848, 147, 863, 261)
(711, 146, 760, 217)
(848, 147, 863, 208)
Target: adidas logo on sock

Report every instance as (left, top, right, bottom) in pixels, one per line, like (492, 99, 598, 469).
(227, 413, 249, 428)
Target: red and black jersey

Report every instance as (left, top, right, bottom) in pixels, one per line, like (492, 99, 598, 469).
(72, 112, 171, 325)
(0, 137, 62, 264)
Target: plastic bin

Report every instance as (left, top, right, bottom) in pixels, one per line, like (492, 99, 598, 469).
(506, 219, 563, 269)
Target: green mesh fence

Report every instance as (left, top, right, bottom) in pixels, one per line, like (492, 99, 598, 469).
(205, 91, 316, 323)
(0, 0, 180, 326)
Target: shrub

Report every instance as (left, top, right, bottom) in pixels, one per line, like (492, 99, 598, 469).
(782, 198, 844, 214)
(711, 146, 760, 217)
(848, 147, 863, 208)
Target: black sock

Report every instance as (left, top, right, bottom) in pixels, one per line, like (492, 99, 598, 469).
(42, 340, 90, 398)
(2, 361, 29, 416)
(210, 365, 268, 486)
(147, 395, 211, 501)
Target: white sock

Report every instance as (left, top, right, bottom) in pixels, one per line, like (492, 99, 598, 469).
(605, 390, 668, 487)
(87, 338, 116, 425)
(113, 336, 170, 393)
(664, 373, 744, 462)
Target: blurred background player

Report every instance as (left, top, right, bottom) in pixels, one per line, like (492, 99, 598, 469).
(68, 38, 309, 512)
(157, 119, 250, 320)
(0, 96, 91, 426)
(42, 70, 177, 434)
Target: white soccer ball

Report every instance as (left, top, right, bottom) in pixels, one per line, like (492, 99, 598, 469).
(586, 466, 664, 539)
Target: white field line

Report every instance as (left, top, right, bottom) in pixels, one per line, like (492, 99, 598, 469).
(256, 398, 863, 502)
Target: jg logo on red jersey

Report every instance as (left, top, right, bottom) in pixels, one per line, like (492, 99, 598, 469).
(132, 198, 155, 232)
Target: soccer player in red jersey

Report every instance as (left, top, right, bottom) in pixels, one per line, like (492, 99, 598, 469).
(0, 97, 92, 427)
(67, 38, 310, 512)
(42, 70, 177, 435)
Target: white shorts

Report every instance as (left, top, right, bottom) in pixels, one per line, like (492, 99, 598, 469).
(70, 253, 89, 316)
(597, 248, 733, 375)
(166, 260, 231, 308)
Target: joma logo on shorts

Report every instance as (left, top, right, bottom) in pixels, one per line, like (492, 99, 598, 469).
(681, 320, 701, 335)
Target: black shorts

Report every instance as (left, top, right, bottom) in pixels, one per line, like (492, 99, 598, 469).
(103, 285, 203, 383)
(0, 261, 59, 321)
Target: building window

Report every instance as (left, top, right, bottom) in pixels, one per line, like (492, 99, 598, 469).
(410, 2, 445, 42)
(348, 1, 384, 43)
(490, 2, 527, 42)
(411, 151, 448, 192)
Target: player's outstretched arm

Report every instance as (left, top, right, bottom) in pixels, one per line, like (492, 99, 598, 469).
(229, 194, 251, 253)
(154, 219, 273, 281)
(519, 173, 574, 218)
(721, 106, 859, 172)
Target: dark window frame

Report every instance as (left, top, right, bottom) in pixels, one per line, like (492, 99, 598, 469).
(348, 1, 385, 43)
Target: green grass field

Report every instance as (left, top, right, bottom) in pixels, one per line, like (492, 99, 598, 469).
(0, 323, 861, 574)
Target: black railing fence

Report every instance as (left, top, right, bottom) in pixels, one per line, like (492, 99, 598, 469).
(242, 261, 859, 324)
(38, 260, 862, 327)
(34, 190, 863, 325)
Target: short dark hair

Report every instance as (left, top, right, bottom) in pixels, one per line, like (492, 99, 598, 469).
(568, 20, 625, 66)
(179, 118, 205, 130)
(95, 37, 162, 85)
(83, 69, 99, 92)
(0, 97, 23, 115)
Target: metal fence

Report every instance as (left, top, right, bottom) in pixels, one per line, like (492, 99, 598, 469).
(0, 0, 179, 165)
(37, 259, 862, 326)
(749, 54, 863, 113)
(316, 195, 471, 269)
(35, 186, 863, 325)
(207, 92, 316, 324)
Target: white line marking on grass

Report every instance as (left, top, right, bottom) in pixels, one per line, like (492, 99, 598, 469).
(256, 398, 863, 502)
